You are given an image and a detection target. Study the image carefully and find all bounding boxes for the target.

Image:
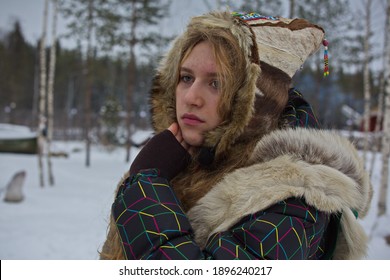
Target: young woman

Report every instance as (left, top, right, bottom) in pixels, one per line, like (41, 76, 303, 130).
(100, 11, 372, 260)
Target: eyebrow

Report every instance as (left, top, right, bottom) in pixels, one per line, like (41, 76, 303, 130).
(179, 66, 218, 78)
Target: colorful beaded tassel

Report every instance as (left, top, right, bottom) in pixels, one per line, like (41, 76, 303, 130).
(323, 39, 329, 77)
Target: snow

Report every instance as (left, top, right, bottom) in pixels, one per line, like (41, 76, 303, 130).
(0, 127, 389, 260)
(0, 123, 37, 139)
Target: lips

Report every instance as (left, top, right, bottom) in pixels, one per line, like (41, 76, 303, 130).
(181, 113, 205, 126)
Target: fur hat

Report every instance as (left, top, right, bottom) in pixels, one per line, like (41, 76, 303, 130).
(150, 11, 325, 163)
(232, 12, 325, 77)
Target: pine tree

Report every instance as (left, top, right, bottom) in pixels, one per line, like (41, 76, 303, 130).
(96, 0, 172, 162)
(100, 95, 122, 146)
(59, 0, 172, 163)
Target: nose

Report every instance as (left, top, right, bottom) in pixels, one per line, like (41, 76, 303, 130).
(184, 81, 203, 107)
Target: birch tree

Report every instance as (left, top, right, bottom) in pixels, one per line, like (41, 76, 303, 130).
(38, 0, 49, 187)
(46, 0, 59, 185)
(378, 0, 390, 217)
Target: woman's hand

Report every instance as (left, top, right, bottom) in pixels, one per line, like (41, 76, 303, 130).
(129, 123, 192, 180)
(168, 123, 195, 155)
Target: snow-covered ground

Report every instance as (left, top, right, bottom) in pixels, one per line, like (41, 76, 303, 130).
(0, 127, 389, 260)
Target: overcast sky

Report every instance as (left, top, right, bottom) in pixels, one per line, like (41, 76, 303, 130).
(0, 0, 68, 46)
(0, 0, 215, 49)
(0, 0, 386, 70)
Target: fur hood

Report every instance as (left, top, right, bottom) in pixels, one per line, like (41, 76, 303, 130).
(150, 11, 259, 160)
(187, 128, 373, 259)
(150, 11, 325, 161)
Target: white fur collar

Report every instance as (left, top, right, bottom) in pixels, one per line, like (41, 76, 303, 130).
(187, 128, 372, 259)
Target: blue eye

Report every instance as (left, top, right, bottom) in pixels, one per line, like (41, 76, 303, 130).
(211, 80, 220, 89)
(180, 75, 192, 83)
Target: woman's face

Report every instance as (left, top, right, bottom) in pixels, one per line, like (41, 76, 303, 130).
(176, 41, 222, 147)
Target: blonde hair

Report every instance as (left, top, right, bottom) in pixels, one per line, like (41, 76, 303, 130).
(176, 14, 255, 124)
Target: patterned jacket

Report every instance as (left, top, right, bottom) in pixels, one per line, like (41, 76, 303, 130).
(101, 89, 372, 260)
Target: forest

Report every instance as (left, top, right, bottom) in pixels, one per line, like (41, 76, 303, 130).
(0, 0, 388, 147)
(0, 0, 386, 130)
(0, 0, 390, 261)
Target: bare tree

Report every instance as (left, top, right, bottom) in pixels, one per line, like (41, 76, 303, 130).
(59, 0, 97, 167)
(289, 0, 296, 18)
(125, 2, 137, 163)
(202, 0, 230, 10)
(369, 0, 388, 176)
(38, 0, 49, 187)
(84, 0, 94, 167)
(239, 0, 284, 15)
(369, 70, 386, 176)
(378, 0, 390, 217)
(362, 0, 373, 164)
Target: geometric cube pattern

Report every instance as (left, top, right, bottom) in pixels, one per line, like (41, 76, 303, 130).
(282, 88, 320, 129)
(113, 170, 329, 260)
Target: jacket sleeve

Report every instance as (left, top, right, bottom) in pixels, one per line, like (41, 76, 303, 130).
(112, 169, 205, 260)
(282, 88, 320, 129)
(204, 198, 329, 260)
(112, 169, 329, 260)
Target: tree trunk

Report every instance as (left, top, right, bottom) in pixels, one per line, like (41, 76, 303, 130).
(38, 0, 49, 188)
(125, 0, 137, 163)
(289, 0, 295, 18)
(369, 74, 385, 176)
(46, 0, 58, 186)
(362, 0, 372, 165)
(85, 0, 94, 167)
(369, 51, 387, 176)
(125, 51, 135, 163)
(378, 0, 390, 217)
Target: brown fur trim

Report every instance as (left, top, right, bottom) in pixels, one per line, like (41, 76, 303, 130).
(233, 16, 260, 64)
(187, 128, 372, 259)
(250, 18, 325, 33)
(207, 62, 259, 156)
